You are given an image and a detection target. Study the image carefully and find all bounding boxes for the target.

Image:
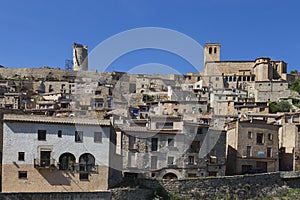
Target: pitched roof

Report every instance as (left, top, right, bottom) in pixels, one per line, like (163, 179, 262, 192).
(3, 114, 111, 126)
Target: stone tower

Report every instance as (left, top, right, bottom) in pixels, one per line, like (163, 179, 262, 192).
(73, 43, 88, 71)
(253, 57, 273, 81)
(204, 43, 220, 64)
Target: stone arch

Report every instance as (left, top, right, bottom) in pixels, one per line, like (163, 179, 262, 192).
(163, 173, 178, 180)
(59, 152, 76, 170)
(157, 169, 182, 179)
(79, 153, 96, 172)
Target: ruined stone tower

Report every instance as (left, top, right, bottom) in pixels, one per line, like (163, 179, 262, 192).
(73, 42, 88, 71)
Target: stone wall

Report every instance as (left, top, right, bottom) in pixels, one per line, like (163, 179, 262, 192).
(0, 192, 111, 200)
(0, 172, 300, 199)
(136, 172, 300, 199)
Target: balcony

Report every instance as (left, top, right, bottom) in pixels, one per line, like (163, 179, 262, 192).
(76, 164, 99, 174)
(34, 158, 56, 168)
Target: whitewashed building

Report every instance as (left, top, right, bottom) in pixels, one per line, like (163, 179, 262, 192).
(2, 114, 121, 192)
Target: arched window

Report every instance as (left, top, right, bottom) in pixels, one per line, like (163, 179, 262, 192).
(214, 47, 217, 54)
(209, 47, 212, 54)
(59, 153, 75, 170)
(79, 153, 95, 172)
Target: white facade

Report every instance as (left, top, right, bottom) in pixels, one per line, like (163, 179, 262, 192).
(3, 122, 110, 167)
(1, 114, 122, 192)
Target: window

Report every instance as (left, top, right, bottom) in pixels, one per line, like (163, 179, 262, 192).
(37, 130, 46, 141)
(209, 47, 212, 54)
(216, 77, 219, 81)
(75, 131, 83, 142)
(18, 152, 25, 161)
(168, 138, 174, 147)
(167, 156, 174, 165)
(209, 155, 217, 164)
(190, 141, 200, 153)
(94, 132, 102, 143)
(188, 156, 194, 165)
(246, 146, 252, 157)
(151, 156, 157, 169)
(267, 147, 272, 158)
(18, 171, 27, 179)
(57, 130, 62, 138)
(95, 90, 101, 95)
(79, 153, 95, 172)
(197, 128, 204, 134)
(188, 173, 197, 177)
(248, 131, 253, 139)
(268, 133, 273, 141)
(129, 136, 136, 149)
(79, 173, 89, 181)
(214, 47, 217, 54)
(256, 133, 264, 144)
(151, 138, 158, 151)
(59, 153, 75, 170)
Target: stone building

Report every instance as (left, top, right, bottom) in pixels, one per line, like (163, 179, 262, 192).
(117, 110, 226, 179)
(277, 112, 300, 171)
(203, 43, 288, 101)
(1, 114, 121, 192)
(0, 93, 23, 110)
(226, 118, 280, 175)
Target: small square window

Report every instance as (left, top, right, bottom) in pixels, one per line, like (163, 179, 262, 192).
(188, 173, 197, 177)
(79, 173, 89, 181)
(75, 131, 83, 142)
(18, 152, 25, 161)
(168, 139, 174, 147)
(18, 171, 27, 179)
(94, 132, 102, 143)
(188, 156, 194, 164)
(167, 156, 174, 165)
(57, 130, 62, 138)
(268, 133, 273, 141)
(37, 130, 46, 141)
(248, 131, 252, 139)
(257, 133, 264, 144)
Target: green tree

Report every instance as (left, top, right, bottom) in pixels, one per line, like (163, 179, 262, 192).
(291, 69, 299, 74)
(269, 101, 291, 113)
(269, 102, 279, 113)
(291, 78, 300, 94)
(277, 101, 292, 112)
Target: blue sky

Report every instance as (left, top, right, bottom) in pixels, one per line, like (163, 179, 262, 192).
(0, 0, 299, 74)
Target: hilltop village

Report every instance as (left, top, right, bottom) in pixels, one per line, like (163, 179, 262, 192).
(0, 43, 300, 192)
